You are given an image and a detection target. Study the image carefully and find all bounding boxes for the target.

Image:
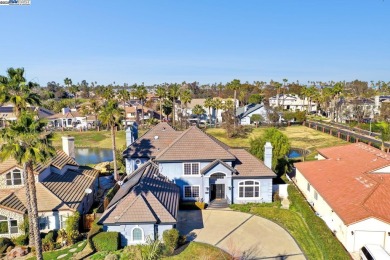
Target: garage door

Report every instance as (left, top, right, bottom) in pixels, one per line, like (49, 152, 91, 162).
(354, 231, 386, 251)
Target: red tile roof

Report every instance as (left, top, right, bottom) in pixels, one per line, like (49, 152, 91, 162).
(295, 143, 390, 225)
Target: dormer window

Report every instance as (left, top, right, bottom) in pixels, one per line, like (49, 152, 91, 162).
(6, 169, 23, 186)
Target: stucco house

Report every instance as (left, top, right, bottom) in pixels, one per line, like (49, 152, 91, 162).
(294, 143, 390, 253)
(0, 105, 54, 128)
(0, 136, 99, 238)
(99, 161, 179, 246)
(123, 122, 276, 205)
(47, 107, 95, 129)
(269, 94, 317, 112)
(236, 103, 268, 125)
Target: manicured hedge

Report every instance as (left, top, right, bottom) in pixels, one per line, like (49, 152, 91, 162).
(92, 232, 120, 252)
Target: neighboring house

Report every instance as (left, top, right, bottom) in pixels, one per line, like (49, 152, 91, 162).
(374, 95, 390, 115)
(47, 108, 95, 129)
(0, 105, 54, 128)
(0, 136, 99, 238)
(269, 94, 317, 112)
(99, 161, 179, 246)
(294, 143, 390, 253)
(124, 105, 155, 126)
(123, 122, 276, 206)
(236, 103, 268, 125)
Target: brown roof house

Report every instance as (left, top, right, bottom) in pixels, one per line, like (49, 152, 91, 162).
(294, 143, 390, 253)
(107, 122, 276, 245)
(0, 136, 99, 238)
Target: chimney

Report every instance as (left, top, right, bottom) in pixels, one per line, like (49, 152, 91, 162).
(264, 142, 273, 169)
(126, 122, 138, 146)
(62, 107, 70, 115)
(62, 136, 75, 159)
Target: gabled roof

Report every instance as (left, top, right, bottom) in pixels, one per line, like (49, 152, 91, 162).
(35, 150, 78, 173)
(100, 161, 179, 225)
(155, 126, 236, 162)
(236, 103, 264, 119)
(229, 149, 276, 178)
(123, 122, 182, 159)
(41, 168, 99, 210)
(295, 143, 390, 225)
(200, 159, 237, 175)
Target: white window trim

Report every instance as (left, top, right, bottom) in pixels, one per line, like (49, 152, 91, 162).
(5, 168, 24, 186)
(131, 226, 145, 242)
(237, 180, 261, 199)
(0, 215, 18, 235)
(182, 163, 200, 176)
(183, 185, 200, 199)
(60, 214, 68, 229)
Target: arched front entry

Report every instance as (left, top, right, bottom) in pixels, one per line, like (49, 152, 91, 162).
(209, 172, 226, 201)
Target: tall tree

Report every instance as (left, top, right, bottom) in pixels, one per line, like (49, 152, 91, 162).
(118, 89, 130, 109)
(168, 84, 180, 127)
(204, 97, 214, 126)
(134, 85, 148, 125)
(213, 98, 223, 127)
(89, 99, 101, 130)
(156, 86, 166, 121)
(0, 112, 56, 260)
(99, 101, 123, 181)
(192, 104, 206, 122)
(69, 85, 79, 108)
(180, 89, 192, 121)
(227, 79, 241, 129)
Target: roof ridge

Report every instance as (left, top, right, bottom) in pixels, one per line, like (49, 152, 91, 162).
(142, 190, 175, 223)
(38, 182, 73, 211)
(154, 126, 193, 159)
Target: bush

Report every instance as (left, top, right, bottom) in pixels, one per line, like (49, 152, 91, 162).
(162, 229, 179, 253)
(65, 212, 80, 245)
(92, 232, 120, 252)
(12, 234, 28, 246)
(42, 231, 59, 252)
(0, 237, 13, 254)
(88, 221, 102, 239)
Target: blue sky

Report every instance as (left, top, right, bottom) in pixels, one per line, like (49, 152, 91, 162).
(1, 0, 389, 86)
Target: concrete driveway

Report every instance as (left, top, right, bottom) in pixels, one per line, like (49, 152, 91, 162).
(177, 209, 306, 260)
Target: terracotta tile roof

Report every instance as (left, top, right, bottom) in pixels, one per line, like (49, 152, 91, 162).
(229, 149, 276, 178)
(0, 183, 70, 213)
(41, 168, 99, 209)
(123, 122, 182, 158)
(295, 143, 390, 225)
(100, 161, 179, 224)
(155, 126, 236, 162)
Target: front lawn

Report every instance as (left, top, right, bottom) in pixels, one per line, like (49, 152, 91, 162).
(27, 241, 86, 260)
(89, 242, 231, 260)
(230, 185, 350, 260)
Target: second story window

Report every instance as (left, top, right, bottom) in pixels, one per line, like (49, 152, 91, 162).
(183, 163, 199, 175)
(6, 169, 23, 186)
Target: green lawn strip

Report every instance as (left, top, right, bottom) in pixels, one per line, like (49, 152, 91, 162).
(28, 241, 86, 260)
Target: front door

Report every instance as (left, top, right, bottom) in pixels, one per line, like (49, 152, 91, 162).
(211, 184, 225, 200)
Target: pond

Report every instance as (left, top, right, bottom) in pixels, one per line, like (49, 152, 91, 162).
(75, 148, 113, 165)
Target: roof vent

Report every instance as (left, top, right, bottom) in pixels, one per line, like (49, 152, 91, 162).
(154, 135, 159, 140)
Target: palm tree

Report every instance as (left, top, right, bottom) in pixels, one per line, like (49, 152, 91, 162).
(168, 84, 180, 127)
(192, 104, 206, 123)
(99, 101, 123, 181)
(180, 89, 192, 124)
(227, 79, 241, 129)
(213, 98, 223, 127)
(204, 97, 213, 126)
(134, 85, 148, 125)
(69, 85, 79, 108)
(0, 67, 41, 116)
(0, 112, 55, 260)
(101, 87, 114, 101)
(90, 99, 100, 130)
(118, 89, 130, 109)
(64, 77, 72, 88)
(156, 86, 166, 121)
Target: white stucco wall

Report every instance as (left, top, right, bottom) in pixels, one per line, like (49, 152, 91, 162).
(104, 224, 155, 247)
(232, 178, 273, 204)
(0, 208, 24, 238)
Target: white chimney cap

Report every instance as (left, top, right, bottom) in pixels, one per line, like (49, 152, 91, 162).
(265, 142, 273, 148)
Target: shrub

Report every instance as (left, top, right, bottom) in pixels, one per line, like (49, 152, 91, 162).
(88, 221, 102, 239)
(162, 229, 179, 253)
(12, 234, 28, 246)
(65, 212, 80, 245)
(92, 232, 120, 252)
(42, 231, 59, 252)
(0, 237, 13, 254)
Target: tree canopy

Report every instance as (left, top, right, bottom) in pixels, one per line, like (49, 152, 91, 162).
(249, 128, 290, 170)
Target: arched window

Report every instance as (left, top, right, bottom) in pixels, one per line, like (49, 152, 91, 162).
(6, 169, 23, 186)
(238, 180, 260, 198)
(132, 227, 144, 242)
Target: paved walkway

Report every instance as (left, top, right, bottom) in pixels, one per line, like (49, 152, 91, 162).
(177, 209, 306, 260)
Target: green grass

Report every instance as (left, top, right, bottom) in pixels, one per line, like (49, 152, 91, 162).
(27, 241, 86, 260)
(230, 185, 350, 260)
(206, 125, 347, 160)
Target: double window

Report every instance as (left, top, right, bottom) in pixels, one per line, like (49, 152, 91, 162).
(6, 169, 23, 186)
(183, 163, 199, 175)
(0, 215, 18, 234)
(132, 227, 144, 242)
(184, 186, 200, 198)
(238, 181, 260, 198)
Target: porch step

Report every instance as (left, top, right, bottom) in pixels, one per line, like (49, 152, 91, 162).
(208, 199, 228, 209)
